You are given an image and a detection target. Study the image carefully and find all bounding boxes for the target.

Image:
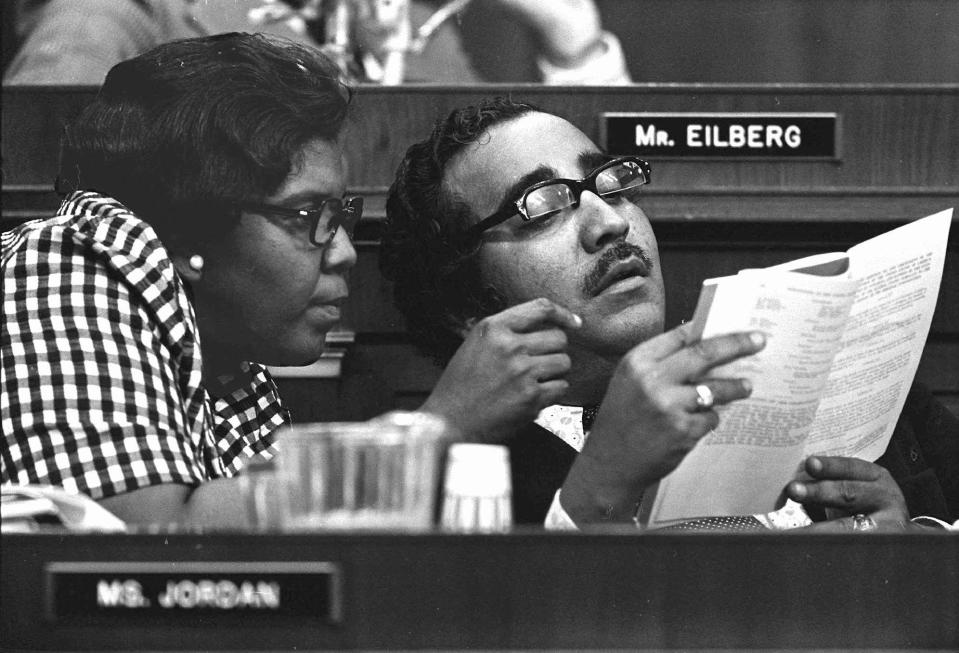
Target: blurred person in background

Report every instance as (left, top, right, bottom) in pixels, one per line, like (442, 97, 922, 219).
(3, 0, 631, 85)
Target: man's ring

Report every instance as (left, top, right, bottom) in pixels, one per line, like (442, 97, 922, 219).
(694, 384, 715, 411)
(851, 513, 877, 532)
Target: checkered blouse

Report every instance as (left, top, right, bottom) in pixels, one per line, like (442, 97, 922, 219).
(1, 192, 286, 499)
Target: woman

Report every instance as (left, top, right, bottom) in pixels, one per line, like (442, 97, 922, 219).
(1, 33, 365, 527)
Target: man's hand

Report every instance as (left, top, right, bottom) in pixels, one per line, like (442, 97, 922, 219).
(560, 323, 765, 525)
(421, 298, 581, 443)
(787, 456, 914, 532)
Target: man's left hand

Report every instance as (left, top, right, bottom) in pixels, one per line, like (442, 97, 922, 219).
(786, 456, 916, 532)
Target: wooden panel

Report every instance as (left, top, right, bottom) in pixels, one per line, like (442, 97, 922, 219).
(0, 87, 94, 188)
(273, 341, 442, 423)
(339, 85, 959, 209)
(3, 532, 957, 650)
(5, 85, 959, 205)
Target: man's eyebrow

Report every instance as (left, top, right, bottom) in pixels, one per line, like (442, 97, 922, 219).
(579, 150, 614, 172)
(494, 164, 558, 214)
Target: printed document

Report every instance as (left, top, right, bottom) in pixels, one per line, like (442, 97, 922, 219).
(639, 209, 953, 527)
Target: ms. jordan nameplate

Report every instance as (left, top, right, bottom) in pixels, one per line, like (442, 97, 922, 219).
(44, 561, 342, 624)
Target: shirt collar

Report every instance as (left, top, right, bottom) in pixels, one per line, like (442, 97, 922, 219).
(535, 404, 587, 452)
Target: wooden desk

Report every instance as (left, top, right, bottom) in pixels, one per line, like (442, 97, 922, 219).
(2, 531, 957, 650)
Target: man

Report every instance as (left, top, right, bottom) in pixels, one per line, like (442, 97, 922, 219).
(380, 97, 959, 529)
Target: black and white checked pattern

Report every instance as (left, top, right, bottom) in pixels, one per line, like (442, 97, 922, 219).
(1, 192, 285, 499)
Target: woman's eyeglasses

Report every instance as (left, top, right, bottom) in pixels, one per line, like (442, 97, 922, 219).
(234, 196, 364, 247)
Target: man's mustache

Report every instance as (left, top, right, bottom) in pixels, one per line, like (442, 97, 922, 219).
(583, 240, 652, 296)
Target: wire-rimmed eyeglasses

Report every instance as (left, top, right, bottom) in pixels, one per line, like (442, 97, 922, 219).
(466, 156, 650, 240)
(234, 196, 364, 247)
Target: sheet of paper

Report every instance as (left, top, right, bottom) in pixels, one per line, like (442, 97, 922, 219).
(641, 208, 952, 526)
(804, 208, 952, 459)
(645, 270, 859, 523)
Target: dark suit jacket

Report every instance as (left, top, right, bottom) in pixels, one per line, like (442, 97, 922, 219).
(508, 382, 959, 525)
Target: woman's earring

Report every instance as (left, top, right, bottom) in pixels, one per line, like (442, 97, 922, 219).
(188, 254, 205, 271)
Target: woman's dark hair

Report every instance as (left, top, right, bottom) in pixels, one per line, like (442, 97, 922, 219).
(58, 32, 352, 240)
(379, 97, 539, 365)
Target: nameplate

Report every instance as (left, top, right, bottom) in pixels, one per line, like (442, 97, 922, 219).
(45, 561, 342, 623)
(601, 112, 840, 159)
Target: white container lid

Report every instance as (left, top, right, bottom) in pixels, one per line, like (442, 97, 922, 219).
(443, 443, 511, 496)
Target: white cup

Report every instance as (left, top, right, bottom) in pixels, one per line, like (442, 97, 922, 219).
(440, 443, 512, 533)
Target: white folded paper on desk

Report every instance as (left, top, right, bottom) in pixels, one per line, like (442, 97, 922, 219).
(1, 484, 126, 532)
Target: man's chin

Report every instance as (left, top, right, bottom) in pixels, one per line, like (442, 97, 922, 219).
(576, 310, 664, 357)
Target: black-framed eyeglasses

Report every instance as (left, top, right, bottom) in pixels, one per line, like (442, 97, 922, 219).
(466, 156, 651, 239)
(234, 196, 364, 247)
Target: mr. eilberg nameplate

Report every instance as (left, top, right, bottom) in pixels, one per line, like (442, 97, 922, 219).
(45, 561, 342, 623)
(601, 112, 840, 159)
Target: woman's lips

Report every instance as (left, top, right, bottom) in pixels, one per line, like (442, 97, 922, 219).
(309, 295, 347, 322)
(309, 304, 341, 321)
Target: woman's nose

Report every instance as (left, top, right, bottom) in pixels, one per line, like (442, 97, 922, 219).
(323, 226, 358, 270)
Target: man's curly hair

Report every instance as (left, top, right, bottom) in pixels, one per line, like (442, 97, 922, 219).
(379, 97, 539, 365)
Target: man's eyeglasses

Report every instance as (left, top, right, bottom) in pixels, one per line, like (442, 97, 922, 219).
(234, 196, 364, 247)
(466, 156, 650, 239)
